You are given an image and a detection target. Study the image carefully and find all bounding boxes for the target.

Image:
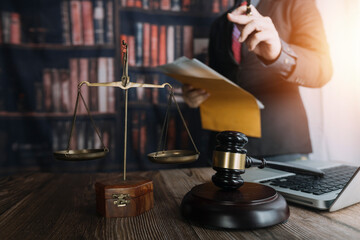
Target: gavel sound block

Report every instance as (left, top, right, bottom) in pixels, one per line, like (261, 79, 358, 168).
(180, 131, 290, 229)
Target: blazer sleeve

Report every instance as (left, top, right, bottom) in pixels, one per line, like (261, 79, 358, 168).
(284, 0, 333, 88)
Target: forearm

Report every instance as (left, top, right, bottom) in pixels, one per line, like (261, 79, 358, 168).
(259, 40, 332, 88)
(259, 0, 333, 88)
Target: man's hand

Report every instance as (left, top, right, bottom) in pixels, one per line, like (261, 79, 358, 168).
(227, 5, 281, 62)
(182, 84, 210, 108)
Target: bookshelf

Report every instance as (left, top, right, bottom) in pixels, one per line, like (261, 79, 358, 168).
(0, 0, 234, 175)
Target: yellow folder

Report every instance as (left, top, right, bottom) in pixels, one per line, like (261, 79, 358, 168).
(158, 57, 262, 138)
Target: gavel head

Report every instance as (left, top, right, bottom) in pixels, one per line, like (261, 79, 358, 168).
(212, 131, 248, 190)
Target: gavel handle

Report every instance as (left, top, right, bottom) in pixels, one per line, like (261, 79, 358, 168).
(247, 157, 325, 177)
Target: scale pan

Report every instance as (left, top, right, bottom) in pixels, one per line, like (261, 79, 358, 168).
(148, 150, 199, 164)
(53, 149, 108, 161)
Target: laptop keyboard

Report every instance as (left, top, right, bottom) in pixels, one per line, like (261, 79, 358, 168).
(260, 165, 358, 195)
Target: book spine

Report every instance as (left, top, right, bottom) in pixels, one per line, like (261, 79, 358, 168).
(86, 120, 93, 149)
(171, 0, 181, 11)
(65, 120, 77, 150)
(102, 129, 110, 153)
(167, 116, 175, 150)
(106, 0, 114, 44)
(43, 69, 52, 112)
(79, 58, 89, 114)
(143, 22, 150, 67)
(93, 120, 101, 148)
(1, 12, 10, 43)
(173, 86, 184, 103)
(132, 112, 139, 152)
(10, 13, 21, 44)
(77, 120, 86, 149)
(166, 25, 174, 63)
(51, 69, 61, 112)
(128, 35, 136, 66)
(127, 0, 135, 7)
(34, 82, 43, 112)
(182, 0, 191, 11)
(161, 0, 171, 11)
(82, 0, 95, 45)
(175, 25, 182, 59)
(70, 0, 83, 45)
(121, 0, 127, 7)
(88, 58, 98, 111)
(97, 57, 108, 112)
(139, 112, 147, 155)
(135, 0, 142, 8)
(69, 58, 79, 113)
(59, 69, 71, 113)
(136, 74, 145, 101)
(212, 0, 220, 13)
(135, 22, 143, 66)
(60, 0, 72, 45)
(93, 0, 105, 44)
(193, 38, 209, 62)
(222, 0, 232, 11)
(151, 0, 160, 10)
(145, 76, 152, 101)
(152, 74, 159, 105)
(158, 25, 166, 65)
(183, 25, 193, 58)
(180, 125, 189, 149)
(0, 13, 2, 44)
(52, 122, 60, 151)
(107, 57, 115, 113)
(143, 0, 149, 9)
(150, 24, 158, 67)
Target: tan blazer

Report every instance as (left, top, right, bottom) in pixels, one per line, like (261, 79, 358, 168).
(208, 0, 333, 157)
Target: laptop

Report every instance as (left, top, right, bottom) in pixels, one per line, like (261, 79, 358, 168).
(242, 160, 360, 211)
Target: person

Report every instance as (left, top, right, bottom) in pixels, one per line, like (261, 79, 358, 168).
(182, 0, 333, 161)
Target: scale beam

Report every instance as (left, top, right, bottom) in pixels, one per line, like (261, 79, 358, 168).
(78, 81, 173, 90)
(53, 40, 199, 182)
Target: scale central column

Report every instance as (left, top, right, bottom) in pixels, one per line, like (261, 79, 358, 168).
(123, 88, 128, 181)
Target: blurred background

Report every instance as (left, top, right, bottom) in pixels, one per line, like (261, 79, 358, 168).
(302, 0, 360, 164)
(0, 0, 359, 176)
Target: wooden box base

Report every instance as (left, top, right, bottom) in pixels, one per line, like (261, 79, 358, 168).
(95, 179, 154, 218)
(181, 182, 289, 229)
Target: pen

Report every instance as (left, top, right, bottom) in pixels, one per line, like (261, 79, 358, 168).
(246, 0, 252, 15)
(247, 157, 325, 177)
(231, 0, 252, 13)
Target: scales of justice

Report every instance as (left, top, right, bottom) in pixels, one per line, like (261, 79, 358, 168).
(53, 40, 289, 229)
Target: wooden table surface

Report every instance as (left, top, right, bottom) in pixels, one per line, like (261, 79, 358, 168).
(1, 167, 360, 240)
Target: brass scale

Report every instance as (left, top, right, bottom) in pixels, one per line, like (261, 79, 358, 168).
(53, 41, 200, 178)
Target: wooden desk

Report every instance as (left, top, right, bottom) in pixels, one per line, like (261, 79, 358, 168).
(1, 168, 360, 240)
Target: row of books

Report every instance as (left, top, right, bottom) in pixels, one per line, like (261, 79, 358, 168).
(61, 0, 114, 46)
(121, 23, 193, 67)
(120, 0, 235, 13)
(0, 11, 21, 44)
(52, 119, 115, 154)
(130, 110, 190, 157)
(51, 109, 189, 160)
(38, 57, 116, 113)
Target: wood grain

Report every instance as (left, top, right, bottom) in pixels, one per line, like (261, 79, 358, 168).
(0, 168, 359, 240)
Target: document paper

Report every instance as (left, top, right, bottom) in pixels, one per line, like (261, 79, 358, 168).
(158, 57, 261, 137)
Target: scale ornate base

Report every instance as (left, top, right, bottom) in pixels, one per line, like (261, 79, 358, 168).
(181, 182, 289, 229)
(95, 179, 154, 218)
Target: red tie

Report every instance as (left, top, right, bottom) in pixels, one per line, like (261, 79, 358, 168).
(232, 1, 247, 63)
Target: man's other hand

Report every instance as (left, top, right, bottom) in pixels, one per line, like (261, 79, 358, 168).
(182, 84, 210, 108)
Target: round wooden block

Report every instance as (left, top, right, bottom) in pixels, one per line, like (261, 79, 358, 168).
(180, 182, 289, 229)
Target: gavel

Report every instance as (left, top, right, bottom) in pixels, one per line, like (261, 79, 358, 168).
(212, 131, 324, 190)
